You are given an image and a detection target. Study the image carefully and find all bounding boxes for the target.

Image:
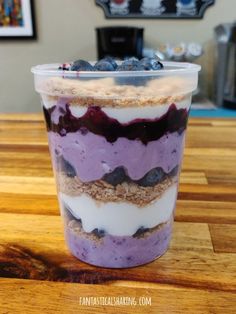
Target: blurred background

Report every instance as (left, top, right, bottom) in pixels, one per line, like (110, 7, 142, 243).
(0, 0, 236, 112)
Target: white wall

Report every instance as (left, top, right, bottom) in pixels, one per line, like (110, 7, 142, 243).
(1, 0, 236, 112)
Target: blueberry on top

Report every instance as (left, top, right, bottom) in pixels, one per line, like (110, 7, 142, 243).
(103, 57, 118, 69)
(59, 57, 164, 72)
(94, 59, 116, 71)
(117, 59, 145, 71)
(140, 58, 164, 70)
(124, 57, 139, 61)
(58, 63, 71, 71)
(70, 59, 94, 71)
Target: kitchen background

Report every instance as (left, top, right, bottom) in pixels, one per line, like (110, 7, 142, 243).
(0, 0, 235, 112)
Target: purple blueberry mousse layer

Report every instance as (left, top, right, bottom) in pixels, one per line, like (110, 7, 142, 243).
(65, 218, 173, 268)
(48, 130, 185, 182)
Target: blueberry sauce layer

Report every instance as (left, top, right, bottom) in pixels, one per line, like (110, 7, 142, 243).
(43, 103, 188, 144)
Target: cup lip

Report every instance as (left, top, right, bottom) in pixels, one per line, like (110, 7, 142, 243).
(31, 61, 201, 78)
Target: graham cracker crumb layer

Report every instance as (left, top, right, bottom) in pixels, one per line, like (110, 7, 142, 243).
(66, 216, 172, 243)
(57, 172, 177, 207)
(66, 219, 104, 244)
(39, 76, 192, 108)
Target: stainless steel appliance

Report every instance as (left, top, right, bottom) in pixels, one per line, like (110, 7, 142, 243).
(215, 22, 236, 108)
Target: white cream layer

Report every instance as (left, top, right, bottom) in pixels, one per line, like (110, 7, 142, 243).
(69, 100, 190, 123)
(60, 183, 178, 237)
(41, 95, 56, 109)
(42, 94, 191, 123)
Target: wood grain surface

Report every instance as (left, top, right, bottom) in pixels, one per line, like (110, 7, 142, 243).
(0, 113, 236, 313)
(1, 278, 236, 314)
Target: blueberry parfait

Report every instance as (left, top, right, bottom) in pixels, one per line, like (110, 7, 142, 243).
(36, 57, 195, 268)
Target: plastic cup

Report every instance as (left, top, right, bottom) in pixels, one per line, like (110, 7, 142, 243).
(32, 62, 200, 268)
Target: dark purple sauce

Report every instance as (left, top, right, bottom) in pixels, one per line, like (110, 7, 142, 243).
(43, 104, 188, 144)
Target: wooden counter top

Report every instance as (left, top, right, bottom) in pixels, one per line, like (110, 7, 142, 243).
(0, 114, 236, 313)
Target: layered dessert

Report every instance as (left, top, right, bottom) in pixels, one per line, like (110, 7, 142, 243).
(33, 57, 199, 268)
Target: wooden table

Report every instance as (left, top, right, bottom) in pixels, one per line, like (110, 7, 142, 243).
(0, 113, 236, 313)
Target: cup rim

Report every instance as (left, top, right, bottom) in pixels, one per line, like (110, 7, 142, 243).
(31, 61, 201, 78)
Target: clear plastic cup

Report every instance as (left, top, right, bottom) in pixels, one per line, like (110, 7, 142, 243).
(32, 62, 200, 268)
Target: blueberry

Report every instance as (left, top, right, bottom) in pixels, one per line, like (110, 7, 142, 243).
(124, 56, 139, 61)
(58, 63, 71, 71)
(58, 156, 76, 177)
(137, 167, 165, 187)
(63, 204, 82, 223)
(169, 165, 179, 177)
(103, 167, 126, 186)
(116, 59, 146, 86)
(92, 228, 106, 238)
(70, 59, 94, 71)
(116, 59, 145, 71)
(94, 59, 115, 71)
(140, 57, 163, 70)
(103, 57, 118, 69)
(133, 226, 149, 238)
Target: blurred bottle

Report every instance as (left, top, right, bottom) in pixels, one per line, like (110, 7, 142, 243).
(158, 43, 173, 60)
(171, 43, 187, 61)
(185, 42, 203, 61)
(156, 42, 203, 62)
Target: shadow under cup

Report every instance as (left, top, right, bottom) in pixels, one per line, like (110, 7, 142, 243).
(32, 62, 200, 268)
